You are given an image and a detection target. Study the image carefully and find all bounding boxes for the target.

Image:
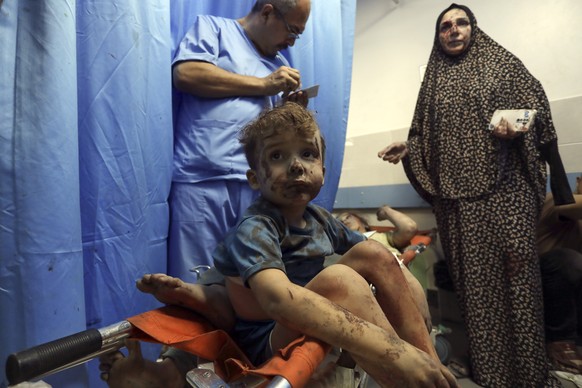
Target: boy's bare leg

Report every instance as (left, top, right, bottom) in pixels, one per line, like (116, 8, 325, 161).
(269, 264, 456, 387)
(338, 240, 439, 360)
(402, 266, 432, 332)
(137, 273, 235, 331)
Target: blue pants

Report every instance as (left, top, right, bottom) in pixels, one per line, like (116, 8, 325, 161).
(231, 317, 275, 366)
(167, 180, 257, 280)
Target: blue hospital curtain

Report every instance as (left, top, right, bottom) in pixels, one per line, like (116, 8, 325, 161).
(0, 1, 356, 387)
(1, 1, 173, 387)
(0, 1, 88, 387)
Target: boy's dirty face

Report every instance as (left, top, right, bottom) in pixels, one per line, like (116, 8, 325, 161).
(248, 128, 325, 208)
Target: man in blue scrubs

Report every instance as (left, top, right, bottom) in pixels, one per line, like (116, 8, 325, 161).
(169, 0, 311, 278)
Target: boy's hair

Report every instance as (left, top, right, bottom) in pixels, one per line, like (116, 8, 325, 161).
(239, 102, 326, 170)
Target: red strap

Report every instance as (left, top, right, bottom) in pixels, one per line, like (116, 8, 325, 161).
(127, 306, 330, 386)
(410, 235, 432, 247)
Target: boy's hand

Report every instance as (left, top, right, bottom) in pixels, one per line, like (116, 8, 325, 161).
(361, 343, 458, 387)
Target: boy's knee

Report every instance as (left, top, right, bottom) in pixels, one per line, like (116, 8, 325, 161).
(346, 240, 401, 275)
(356, 240, 397, 260)
(308, 264, 369, 298)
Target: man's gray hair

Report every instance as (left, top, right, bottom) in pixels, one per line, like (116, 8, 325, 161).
(252, 0, 298, 14)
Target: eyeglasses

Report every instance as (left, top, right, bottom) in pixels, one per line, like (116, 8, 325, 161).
(439, 17, 470, 34)
(272, 6, 301, 40)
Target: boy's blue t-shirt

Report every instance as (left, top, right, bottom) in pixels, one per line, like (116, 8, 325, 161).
(214, 197, 366, 286)
(213, 196, 366, 287)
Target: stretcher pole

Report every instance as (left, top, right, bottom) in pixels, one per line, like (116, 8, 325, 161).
(6, 320, 132, 385)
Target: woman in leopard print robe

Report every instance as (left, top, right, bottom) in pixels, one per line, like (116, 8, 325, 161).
(381, 3, 573, 387)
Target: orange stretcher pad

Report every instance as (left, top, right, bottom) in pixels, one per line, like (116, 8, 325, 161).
(127, 305, 331, 387)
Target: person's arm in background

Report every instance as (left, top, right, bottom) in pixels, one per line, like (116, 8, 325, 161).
(376, 205, 418, 250)
(555, 193, 582, 221)
(173, 61, 301, 99)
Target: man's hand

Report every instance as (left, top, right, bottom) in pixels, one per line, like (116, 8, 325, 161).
(262, 66, 301, 96)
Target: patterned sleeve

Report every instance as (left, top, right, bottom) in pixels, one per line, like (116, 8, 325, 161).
(508, 59, 573, 206)
(402, 73, 437, 205)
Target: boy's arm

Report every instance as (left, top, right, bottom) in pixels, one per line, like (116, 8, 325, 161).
(376, 205, 418, 249)
(246, 268, 458, 387)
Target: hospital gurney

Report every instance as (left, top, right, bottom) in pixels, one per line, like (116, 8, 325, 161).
(6, 232, 435, 387)
(6, 305, 330, 387)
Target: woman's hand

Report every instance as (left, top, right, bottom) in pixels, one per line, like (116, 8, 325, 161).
(491, 117, 524, 140)
(378, 142, 409, 164)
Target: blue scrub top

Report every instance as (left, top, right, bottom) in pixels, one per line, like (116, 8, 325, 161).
(172, 15, 289, 183)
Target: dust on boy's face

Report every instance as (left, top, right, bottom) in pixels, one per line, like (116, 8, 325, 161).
(248, 128, 325, 208)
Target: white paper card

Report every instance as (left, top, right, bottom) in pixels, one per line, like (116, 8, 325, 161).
(489, 109, 537, 132)
(301, 84, 319, 98)
(289, 84, 319, 99)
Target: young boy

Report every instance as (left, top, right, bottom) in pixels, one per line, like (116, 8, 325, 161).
(100, 103, 457, 387)
(212, 102, 456, 386)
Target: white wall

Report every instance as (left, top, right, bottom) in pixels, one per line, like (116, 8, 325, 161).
(335, 0, 582, 233)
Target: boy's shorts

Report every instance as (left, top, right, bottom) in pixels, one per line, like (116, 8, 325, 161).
(231, 317, 276, 366)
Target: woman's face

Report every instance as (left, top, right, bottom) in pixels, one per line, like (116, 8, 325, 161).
(438, 8, 472, 56)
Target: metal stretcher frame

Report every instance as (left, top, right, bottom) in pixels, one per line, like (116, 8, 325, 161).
(5, 305, 330, 388)
(6, 232, 433, 387)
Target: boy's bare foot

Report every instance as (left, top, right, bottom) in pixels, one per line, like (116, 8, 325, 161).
(136, 273, 235, 331)
(137, 273, 188, 306)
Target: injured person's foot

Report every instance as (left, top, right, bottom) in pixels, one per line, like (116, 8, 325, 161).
(99, 339, 184, 388)
(547, 341, 582, 374)
(137, 273, 189, 306)
(137, 273, 235, 331)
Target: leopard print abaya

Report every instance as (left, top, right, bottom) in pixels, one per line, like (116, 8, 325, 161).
(402, 4, 563, 387)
